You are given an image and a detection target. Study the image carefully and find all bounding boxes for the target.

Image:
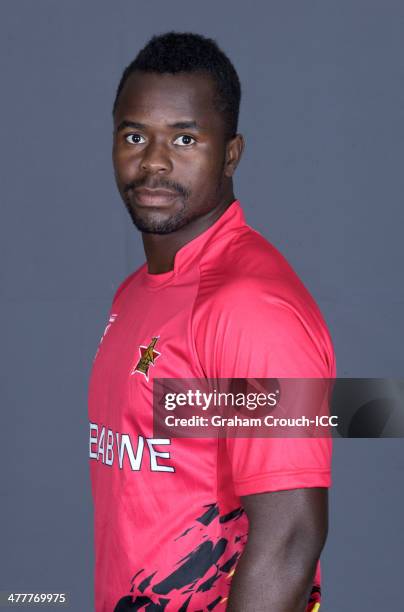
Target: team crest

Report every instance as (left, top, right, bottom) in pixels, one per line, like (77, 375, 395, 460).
(131, 336, 161, 381)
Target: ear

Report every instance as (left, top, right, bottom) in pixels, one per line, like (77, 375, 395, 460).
(224, 133, 245, 178)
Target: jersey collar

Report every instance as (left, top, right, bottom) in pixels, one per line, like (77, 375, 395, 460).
(143, 199, 246, 288)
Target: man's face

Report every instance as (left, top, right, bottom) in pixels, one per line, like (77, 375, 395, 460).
(112, 71, 234, 234)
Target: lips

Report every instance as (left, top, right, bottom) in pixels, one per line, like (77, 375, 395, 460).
(133, 187, 179, 206)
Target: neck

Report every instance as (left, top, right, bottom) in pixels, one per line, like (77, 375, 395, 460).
(142, 190, 236, 274)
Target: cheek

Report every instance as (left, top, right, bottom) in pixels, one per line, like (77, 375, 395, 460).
(180, 151, 224, 190)
(113, 148, 138, 183)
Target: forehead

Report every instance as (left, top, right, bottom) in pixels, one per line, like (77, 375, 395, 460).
(114, 71, 222, 128)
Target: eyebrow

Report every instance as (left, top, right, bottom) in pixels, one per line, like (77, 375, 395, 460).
(116, 119, 202, 132)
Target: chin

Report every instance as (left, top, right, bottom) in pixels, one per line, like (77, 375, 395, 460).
(128, 206, 190, 235)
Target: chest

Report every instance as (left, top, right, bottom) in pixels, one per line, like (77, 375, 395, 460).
(88, 279, 203, 435)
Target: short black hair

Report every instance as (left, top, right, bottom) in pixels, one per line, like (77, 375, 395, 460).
(112, 31, 241, 140)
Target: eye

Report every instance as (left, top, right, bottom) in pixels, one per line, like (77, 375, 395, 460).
(125, 133, 146, 145)
(173, 135, 196, 146)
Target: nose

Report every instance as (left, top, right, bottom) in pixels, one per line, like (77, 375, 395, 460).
(140, 139, 173, 174)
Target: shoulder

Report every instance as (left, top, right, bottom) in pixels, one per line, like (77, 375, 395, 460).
(197, 225, 323, 324)
(111, 266, 145, 309)
(193, 226, 336, 376)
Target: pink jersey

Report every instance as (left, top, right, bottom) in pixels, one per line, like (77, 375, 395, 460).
(88, 200, 335, 611)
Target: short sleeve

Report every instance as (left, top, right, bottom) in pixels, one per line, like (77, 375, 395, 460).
(193, 279, 335, 496)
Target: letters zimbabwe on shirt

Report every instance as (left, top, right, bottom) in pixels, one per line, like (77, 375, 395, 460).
(88, 422, 174, 472)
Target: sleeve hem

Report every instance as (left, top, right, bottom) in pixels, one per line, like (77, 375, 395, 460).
(234, 469, 332, 497)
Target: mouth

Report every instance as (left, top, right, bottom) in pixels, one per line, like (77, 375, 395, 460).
(132, 187, 180, 207)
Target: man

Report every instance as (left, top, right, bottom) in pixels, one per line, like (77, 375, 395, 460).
(88, 32, 335, 612)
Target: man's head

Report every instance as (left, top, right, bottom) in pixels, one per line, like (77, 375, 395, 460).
(112, 32, 244, 234)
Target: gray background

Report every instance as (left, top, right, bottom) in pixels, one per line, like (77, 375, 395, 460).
(1, 1, 403, 610)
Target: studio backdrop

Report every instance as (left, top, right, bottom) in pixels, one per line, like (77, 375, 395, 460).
(1, 1, 403, 610)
